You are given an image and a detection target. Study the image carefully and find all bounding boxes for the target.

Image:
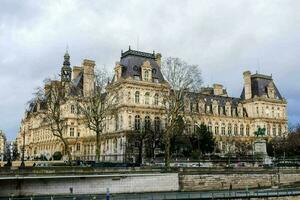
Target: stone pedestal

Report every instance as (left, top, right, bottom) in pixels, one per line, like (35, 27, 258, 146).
(253, 138, 267, 157)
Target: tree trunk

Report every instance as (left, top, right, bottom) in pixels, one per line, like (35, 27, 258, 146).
(164, 130, 171, 170)
(96, 132, 101, 163)
(138, 141, 143, 165)
(61, 137, 72, 164)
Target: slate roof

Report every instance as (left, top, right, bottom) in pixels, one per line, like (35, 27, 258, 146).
(240, 73, 283, 100)
(70, 72, 84, 96)
(119, 49, 165, 82)
(187, 92, 241, 108)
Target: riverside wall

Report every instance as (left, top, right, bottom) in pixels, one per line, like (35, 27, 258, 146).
(0, 167, 300, 196)
(179, 172, 300, 191)
(0, 173, 179, 196)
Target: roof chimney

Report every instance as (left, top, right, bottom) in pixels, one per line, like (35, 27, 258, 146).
(243, 71, 252, 99)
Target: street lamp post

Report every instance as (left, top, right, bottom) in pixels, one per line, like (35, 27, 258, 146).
(20, 127, 25, 167)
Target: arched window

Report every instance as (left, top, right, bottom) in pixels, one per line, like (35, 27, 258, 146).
(278, 125, 282, 136)
(71, 105, 75, 114)
(145, 92, 150, 105)
(221, 123, 225, 135)
(240, 124, 244, 136)
(144, 70, 149, 81)
(246, 125, 250, 136)
(135, 91, 140, 104)
(273, 125, 277, 136)
(115, 115, 118, 131)
(154, 93, 159, 105)
(145, 116, 151, 130)
(234, 124, 238, 136)
(76, 143, 80, 151)
(214, 123, 219, 135)
(154, 117, 160, 132)
(208, 122, 212, 133)
(228, 124, 232, 135)
(114, 138, 118, 153)
(135, 115, 141, 131)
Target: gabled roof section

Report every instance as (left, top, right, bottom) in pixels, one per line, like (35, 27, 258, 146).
(119, 48, 165, 83)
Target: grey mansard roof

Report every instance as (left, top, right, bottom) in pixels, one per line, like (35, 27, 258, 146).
(119, 49, 165, 82)
(187, 92, 241, 107)
(240, 73, 283, 100)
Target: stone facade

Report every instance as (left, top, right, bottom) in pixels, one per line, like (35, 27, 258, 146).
(16, 48, 288, 161)
(0, 130, 6, 161)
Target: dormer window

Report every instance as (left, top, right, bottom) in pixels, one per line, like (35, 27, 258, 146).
(144, 70, 149, 81)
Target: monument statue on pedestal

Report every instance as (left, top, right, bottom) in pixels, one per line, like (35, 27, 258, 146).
(253, 127, 272, 165)
(253, 127, 267, 157)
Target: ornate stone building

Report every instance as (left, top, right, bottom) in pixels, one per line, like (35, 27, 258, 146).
(0, 130, 6, 161)
(16, 48, 288, 161)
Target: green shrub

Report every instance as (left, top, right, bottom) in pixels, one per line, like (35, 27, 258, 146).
(53, 151, 62, 160)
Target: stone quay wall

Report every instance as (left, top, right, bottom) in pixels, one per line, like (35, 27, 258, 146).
(180, 173, 300, 191)
(0, 173, 179, 196)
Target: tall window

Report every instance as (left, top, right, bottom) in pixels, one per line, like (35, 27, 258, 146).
(71, 105, 75, 114)
(208, 122, 212, 132)
(228, 124, 232, 135)
(154, 117, 160, 132)
(145, 92, 150, 105)
(215, 123, 219, 135)
(115, 115, 118, 131)
(278, 125, 282, 136)
(246, 125, 250, 136)
(154, 93, 159, 105)
(267, 124, 270, 135)
(76, 143, 80, 151)
(114, 139, 118, 153)
(221, 123, 225, 135)
(70, 127, 74, 137)
(240, 124, 244, 136)
(234, 124, 238, 136)
(135, 115, 141, 131)
(144, 70, 149, 81)
(273, 125, 276, 136)
(135, 91, 140, 104)
(145, 116, 151, 130)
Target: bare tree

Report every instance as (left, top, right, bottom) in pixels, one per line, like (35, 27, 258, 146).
(161, 57, 202, 169)
(77, 69, 116, 162)
(35, 79, 72, 162)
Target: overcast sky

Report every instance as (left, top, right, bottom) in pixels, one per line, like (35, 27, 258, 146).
(1, 0, 300, 140)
